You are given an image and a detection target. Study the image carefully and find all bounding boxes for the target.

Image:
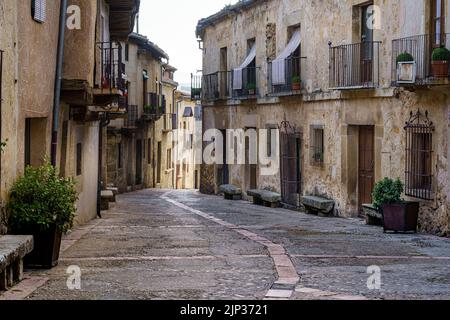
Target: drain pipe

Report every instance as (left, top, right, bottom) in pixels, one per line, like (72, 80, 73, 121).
(50, 0, 68, 166)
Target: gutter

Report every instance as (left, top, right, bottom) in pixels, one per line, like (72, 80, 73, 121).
(51, 0, 68, 166)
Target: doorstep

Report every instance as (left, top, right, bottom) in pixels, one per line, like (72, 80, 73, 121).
(0, 235, 33, 291)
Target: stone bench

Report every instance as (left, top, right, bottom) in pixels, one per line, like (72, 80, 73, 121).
(362, 204, 383, 226)
(247, 189, 281, 208)
(301, 196, 335, 217)
(219, 184, 242, 200)
(0, 235, 33, 291)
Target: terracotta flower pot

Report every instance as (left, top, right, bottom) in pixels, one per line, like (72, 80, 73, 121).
(292, 82, 301, 91)
(382, 202, 419, 234)
(431, 60, 449, 78)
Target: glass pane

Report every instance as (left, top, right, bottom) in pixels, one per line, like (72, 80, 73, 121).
(436, 0, 442, 17)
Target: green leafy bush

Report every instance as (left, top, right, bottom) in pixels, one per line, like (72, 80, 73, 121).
(8, 160, 78, 234)
(246, 83, 256, 90)
(396, 52, 414, 63)
(432, 47, 450, 61)
(292, 75, 301, 84)
(372, 178, 404, 211)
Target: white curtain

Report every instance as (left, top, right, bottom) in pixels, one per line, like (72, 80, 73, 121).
(271, 30, 301, 85)
(232, 45, 257, 90)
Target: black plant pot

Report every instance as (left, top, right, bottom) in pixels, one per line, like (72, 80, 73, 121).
(382, 202, 419, 234)
(15, 224, 63, 269)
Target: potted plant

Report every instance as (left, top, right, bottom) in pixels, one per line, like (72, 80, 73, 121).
(372, 177, 419, 233)
(191, 88, 201, 98)
(8, 160, 78, 268)
(291, 75, 301, 90)
(246, 83, 256, 95)
(431, 47, 450, 78)
(396, 52, 416, 83)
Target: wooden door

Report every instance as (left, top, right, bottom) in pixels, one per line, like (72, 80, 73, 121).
(280, 129, 301, 206)
(136, 139, 142, 185)
(361, 4, 374, 84)
(358, 126, 375, 213)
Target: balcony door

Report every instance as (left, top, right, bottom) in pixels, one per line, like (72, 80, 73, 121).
(219, 47, 228, 98)
(431, 0, 446, 47)
(361, 4, 374, 84)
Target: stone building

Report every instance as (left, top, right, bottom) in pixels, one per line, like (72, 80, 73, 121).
(105, 33, 168, 192)
(174, 91, 202, 189)
(0, 0, 139, 232)
(196, 0, 450, 236)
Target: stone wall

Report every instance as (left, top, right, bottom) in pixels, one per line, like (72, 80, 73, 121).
(198, 0, 450, 235)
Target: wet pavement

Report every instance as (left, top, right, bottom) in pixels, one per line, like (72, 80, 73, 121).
(21, 189, 450, 300)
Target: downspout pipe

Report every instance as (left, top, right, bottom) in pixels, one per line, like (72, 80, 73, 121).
(51, 0, 68, 166)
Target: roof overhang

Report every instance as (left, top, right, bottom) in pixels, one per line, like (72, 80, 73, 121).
(107, 0, 141, 39)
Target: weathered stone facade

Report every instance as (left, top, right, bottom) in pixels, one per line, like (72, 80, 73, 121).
(197, 0, 450, 236)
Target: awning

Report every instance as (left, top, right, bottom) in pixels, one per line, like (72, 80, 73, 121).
(232, 45, 256, 90)
(271, 30, 301, 85)
(183, 107, 193, 118)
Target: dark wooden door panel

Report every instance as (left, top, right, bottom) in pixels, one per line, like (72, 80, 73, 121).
(358, 126, 375, 213)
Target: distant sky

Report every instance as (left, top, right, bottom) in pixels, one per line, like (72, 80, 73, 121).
(139, 0, 235, 88)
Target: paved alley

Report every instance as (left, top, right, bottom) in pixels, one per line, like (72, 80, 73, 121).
(19, 190, 450, 300)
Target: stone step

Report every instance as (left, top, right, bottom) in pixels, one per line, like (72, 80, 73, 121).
(0, 235, 33, 291)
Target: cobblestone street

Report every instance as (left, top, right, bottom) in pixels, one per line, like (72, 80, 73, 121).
(20, 190, 450, 300)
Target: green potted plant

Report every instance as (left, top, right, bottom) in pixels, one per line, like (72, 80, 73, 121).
(8, 160, 78, 268)
(431, 47, 450, 78)
(246, 83, 256, 95)
(291, 75, 301, 90)
(372, 177, 419, 233)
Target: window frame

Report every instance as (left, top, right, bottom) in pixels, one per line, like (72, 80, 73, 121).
(310, 125, 325, 166)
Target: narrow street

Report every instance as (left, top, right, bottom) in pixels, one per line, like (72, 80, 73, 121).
(19, 190, 450, 300)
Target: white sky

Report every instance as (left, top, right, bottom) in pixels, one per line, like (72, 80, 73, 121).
(139, 0, 235, 88)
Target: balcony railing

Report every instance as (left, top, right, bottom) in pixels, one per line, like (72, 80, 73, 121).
(143, 93, 165, 118)
(191, 74, 202, 100)
(268, 56, 303, 95)
(329, 41, 381, 89)
(201, 67, 258, 101)
(124, 105, 138, 128)
(96, 41, 125, 94)
(231, 67, 258, 98)
(392, 33, 450, 85)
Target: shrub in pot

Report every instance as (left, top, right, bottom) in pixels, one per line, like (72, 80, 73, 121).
(246, 83, 256, 95)
(396, 52, 414, 64)
(372, 178, 419, 233)
(8, 160, 78, 268)
(431, 47, 450, 78)
(291, 75, 301, 90)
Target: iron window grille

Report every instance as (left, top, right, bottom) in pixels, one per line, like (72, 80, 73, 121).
(404, 110, 435, 200)
(311, 126, 324, 165)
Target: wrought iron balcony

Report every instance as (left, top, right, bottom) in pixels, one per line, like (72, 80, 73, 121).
(329, 41, 381, 89)
(201, 67, 259, 101)
(191, 74, 202, 100)
(143, 93, 164, 120)
(268, 56, 303, 95)
(124, 105, 138, 129)
(96, 41, 125, 94)
(392, 33, 450, 86)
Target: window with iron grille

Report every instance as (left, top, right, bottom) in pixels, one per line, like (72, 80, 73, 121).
(31, 0, 46, 23)
(405, 110, 435, 200)
(167, 149, 172, 169)
(310, 126, 324, 165)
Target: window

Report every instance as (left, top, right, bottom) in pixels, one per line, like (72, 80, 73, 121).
(266, 124, 278, 157)
(405, 110, 435, 200)
(125, 43, 129, 61)
(76, 143, 82, 176)
(431, 0, 445, 46)
(167, 149, 172, 169)
(118, 142, 122, 169)
(31, 0, 46, 23)
(310, 126, 324, 165)
(147, 139, 151, 164)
